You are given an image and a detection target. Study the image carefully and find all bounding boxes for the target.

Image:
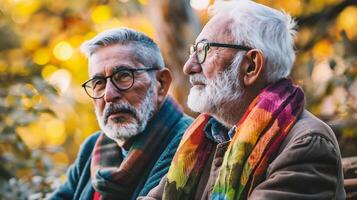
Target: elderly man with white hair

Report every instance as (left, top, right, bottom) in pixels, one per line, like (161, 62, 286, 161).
(49, 28, 193, 200)
(139, 1, 345, 199)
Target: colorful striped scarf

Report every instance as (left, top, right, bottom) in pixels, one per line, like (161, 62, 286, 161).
(91, 96, 184, 199)
(163, 78, 304, 200)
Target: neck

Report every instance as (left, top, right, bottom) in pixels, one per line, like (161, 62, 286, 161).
(212, 88, 261, 128)
(116, 139, 125, 148)
(116, 137, 134, 151)
(212, 100, 249, 128)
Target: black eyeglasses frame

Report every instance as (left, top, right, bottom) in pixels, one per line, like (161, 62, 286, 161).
(190, 41, 252, 64)
(81, 67, 159, 99)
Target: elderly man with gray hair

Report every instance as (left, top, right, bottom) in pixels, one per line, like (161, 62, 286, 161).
(140, 0, 345, 199)
(49, 28, 192, 200)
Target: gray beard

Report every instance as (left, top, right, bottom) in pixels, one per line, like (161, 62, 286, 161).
(95, 83, 157, 141)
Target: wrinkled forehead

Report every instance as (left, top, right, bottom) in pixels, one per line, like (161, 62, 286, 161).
(196, 14, 235, 44)
(88, 44, 140, 76)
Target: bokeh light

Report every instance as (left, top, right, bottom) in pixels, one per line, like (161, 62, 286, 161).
(91, 5, 112, 24)
(13, 0, 40, 17)
(337, 6, 357, 38)
(33, 48, 50, 65)
(138, 0, 148, 6)
(23, 36, 41, 51)
(47, 69, 72, 95)
(190, 0, 210, 10)
(17, 124, 43, 149)
(44, 118, 66, 146)
(52, 152, 69, 165)
(41, 64, 58, 79)
(274, 0, 302, 16)
(312, 60, 333, 85)
(53, 41, 73, 61)
(312, 39, 334, 60)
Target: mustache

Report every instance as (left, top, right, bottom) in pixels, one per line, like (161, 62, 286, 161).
(103, 103, 138, 124)
(189, 74, 208, 85)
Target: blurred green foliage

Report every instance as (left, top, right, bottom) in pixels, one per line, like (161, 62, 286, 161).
(0, 57, 61, 198)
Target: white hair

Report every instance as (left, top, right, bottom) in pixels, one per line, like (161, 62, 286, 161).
(81, 27, 165, 70)
(209, 0, 297, 83)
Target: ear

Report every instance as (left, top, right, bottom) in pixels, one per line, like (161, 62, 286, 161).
(155, 68, 172, 105)
(241, 49, 264, 87)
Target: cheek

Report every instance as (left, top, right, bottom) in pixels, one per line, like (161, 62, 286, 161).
(94, 99, 105, 115)
(203, 52, 234, 80)
(202, 52, 223, 78)
(202, 62, 219, 80)
(125, 79, 152, 104)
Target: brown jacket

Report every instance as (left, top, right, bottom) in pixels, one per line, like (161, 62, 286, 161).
(138, 110, 346, 200)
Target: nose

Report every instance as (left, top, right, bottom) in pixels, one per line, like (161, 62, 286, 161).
(183, 54, 202, 75)
(103, 80, 122, 103)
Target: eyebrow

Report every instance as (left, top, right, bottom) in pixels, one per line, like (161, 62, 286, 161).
(195, 38, 208, 44)
(90, 65, 133, 79)
(91, 73, 104, 79)
(112, 65, 131, 71)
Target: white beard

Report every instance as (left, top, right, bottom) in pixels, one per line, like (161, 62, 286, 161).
(187, 53, 245, 122)
(187, 75, 210, 112)
(95, 82, 157, 141)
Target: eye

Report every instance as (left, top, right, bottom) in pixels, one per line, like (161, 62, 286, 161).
(196, 42, 207, 63)
(113, 70, 132, 83)
(91, 78, 106, 91)
(196, 42, 205, 54)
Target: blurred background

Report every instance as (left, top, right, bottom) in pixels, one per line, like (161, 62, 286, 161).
(0, 0, 356, 199)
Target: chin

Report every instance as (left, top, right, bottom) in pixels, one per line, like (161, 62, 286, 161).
(102, 122, 140, 141)
(187, 87, 212, 113)
(96, 111, 141, 141)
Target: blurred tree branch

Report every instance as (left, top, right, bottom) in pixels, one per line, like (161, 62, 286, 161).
(296, 0, 357, 51)
(0, 25, 20, 51)
(0, 165, 13, 180)
(148, 0, 201, 114)
(298, 0, 357, 27)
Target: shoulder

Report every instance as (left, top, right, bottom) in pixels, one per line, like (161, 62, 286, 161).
(160, 115, 193, 159)
(279, 110, 340, 155)
(73, 131, 101, 178)
(177, 114, 194, 128)
(269, 109, 344, 179)
(170, 114, 194, 139)
(76, 131, 101, 162)
(82, 131, 101, 147)
(274, 110, 342, 166)
(263, 110, 345, 199)
(49, 132, 101, 199)
(79, 131, 101, 152)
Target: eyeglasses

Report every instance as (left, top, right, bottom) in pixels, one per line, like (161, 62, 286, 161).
(82, 67, 159, 99)
(189, 41, 251, 64)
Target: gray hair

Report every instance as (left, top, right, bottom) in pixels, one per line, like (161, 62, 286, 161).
(80, 27, 165, 70)
(209, 0, 297, 83)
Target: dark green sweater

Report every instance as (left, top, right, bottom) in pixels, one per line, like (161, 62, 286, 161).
(49, 100, 192, 200)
